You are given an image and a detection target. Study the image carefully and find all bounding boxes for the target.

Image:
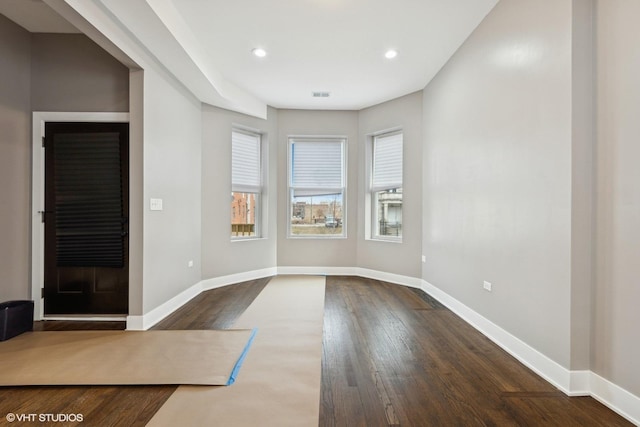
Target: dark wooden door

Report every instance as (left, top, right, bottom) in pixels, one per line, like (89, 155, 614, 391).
(44, 122, 129, 315)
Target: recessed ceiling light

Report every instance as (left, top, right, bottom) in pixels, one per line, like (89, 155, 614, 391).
(385, 49, 398, 59)
(252, 48, 267, 58)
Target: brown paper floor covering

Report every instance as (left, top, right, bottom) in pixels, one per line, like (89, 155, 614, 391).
(0, 329, 254, 386)
(147, 275, 326, 427)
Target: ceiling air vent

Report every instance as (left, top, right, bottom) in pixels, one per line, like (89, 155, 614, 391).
(312, 91, 331, 98)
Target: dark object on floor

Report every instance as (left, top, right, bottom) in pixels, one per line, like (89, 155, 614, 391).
(0, 300, 34, 341)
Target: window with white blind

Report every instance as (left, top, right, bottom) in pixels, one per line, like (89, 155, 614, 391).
(231, 130, 262, 239)
(371, 132, 403, 239)
(289, 137, 346, 237)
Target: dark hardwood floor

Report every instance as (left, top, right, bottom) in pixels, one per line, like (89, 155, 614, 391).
(0, 276, 632, 426)
(320, 276, 631, 426)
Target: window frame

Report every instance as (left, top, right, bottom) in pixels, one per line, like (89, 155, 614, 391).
(287, 136, 347, 239)
(231, 128, 264, 240)
(370, 130, 403, 242)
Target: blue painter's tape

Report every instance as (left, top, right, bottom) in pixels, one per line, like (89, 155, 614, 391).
(226, 328, 258, 386)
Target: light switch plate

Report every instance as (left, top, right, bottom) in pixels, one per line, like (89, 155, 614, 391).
(150, 198, 163, 211)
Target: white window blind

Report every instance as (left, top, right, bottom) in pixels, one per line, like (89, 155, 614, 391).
(372, 132, 403, 191)
(291, 140, 344, 189)
(232, 131, 261, 192)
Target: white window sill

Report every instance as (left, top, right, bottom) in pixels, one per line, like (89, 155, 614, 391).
(367, 237, 403, 243)
(287, 235, 348, 240)
(231, 237, 266, 243)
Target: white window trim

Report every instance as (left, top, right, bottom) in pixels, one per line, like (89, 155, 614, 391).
(231, 128, 265, 240)
(368, 129, 403, 242)
(287, 136, 347, 239)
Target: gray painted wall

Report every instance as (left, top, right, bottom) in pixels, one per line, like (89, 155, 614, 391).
(420, 0, 640, 399)
(569, 0, 595, 372)
(128, 70, 144, 317)
(31, 34, 129, 112)
(594, 0, 640, 397)
(0, 24, 129, 303)
(1, 29, 201, 317)
(422, 0, 574, 367)
(0, 16, 31, 301)
(201, 105, 278, 279)
(357, 91, 423, 278)
(140, 66, 202, 314)
(277, 110, 359, 268)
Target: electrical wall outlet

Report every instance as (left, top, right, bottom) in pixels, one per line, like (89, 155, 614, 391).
(483, 281, 492, 292)
(188, 260, 194, 268)
(421, 255, 426, 263)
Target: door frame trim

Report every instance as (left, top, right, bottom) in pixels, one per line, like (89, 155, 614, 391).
(31, 112, 130, 320)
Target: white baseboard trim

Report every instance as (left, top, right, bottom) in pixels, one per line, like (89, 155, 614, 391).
(126, 281, 202, 331)
(126, 267, 278, 331)
(421, 279, 575, 394)
(276, 266, 423, 290)
(200, 267, 278, 291)
(421, 279, 640, 426)
(569, 370, 591, 396)
(277, 266, 357, 276)
(356, 267, 424, 289)
(43, 316, 127, 322)
(590, 372, 640, 426)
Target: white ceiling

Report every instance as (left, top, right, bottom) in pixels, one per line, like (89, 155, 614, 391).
(170, 0, 499, 110)
(1, 0, 498, 113)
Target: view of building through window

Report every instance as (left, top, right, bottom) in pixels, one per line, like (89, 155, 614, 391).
(291, 193, 343, 235)
(231, 130, 262, 239)
(231, 192, 257, 237)
(374, 188, 402, 237)
(372, 132, 403, 239)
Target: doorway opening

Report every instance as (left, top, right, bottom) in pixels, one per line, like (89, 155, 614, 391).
(32, 112, 130, 319)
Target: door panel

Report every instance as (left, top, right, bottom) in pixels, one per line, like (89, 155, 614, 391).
(44, 122, 129, 315)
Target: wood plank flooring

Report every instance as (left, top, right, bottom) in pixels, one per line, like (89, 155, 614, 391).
(0, 278, 269, 427)
(320, 276, 631, 426)
(0, 275, 632, 426)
